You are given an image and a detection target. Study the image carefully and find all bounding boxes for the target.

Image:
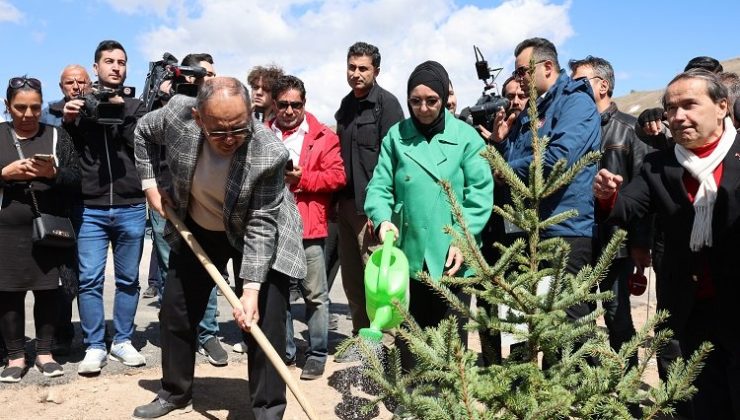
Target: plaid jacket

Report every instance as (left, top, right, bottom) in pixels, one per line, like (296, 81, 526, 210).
(134, 95, 306, 283)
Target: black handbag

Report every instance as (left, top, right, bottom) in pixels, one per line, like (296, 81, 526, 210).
(11, 126, 76, 248)
(31, 212, 76, 247)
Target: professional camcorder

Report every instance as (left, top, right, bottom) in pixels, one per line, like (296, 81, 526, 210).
(460, 46, 509, 130)
(141, 53, 208, 112)
(79, 83, 135, 125)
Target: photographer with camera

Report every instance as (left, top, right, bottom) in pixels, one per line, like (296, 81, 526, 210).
(63, 40, 147, 375)
(477, 76, 527, 143)
(41, 65, 91, 127)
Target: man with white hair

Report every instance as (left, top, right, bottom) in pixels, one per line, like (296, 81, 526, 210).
(594, 69, 740, 418)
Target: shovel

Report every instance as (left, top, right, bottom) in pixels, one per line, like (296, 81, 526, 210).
(165, 207, 318, 420)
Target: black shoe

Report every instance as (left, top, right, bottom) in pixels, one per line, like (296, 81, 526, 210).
(35, 360, 64, 377)
(328, 313, 339, 331)
(0, 365, 27, 383)
(142, 285, 158, 299)
(300, 358, 325, 380)
(198, 337, 228, 366)
(132, 398, 192, 419)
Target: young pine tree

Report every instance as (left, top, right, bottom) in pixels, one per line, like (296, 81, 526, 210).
(351, 60, 711, 420)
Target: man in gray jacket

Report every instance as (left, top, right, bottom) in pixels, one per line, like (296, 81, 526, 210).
(132, 77, 306, 420)
(570, 55, 650, 369)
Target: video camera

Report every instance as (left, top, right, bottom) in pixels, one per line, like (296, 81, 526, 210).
(79, 83, 136, 125)
(141, 53, 208, 112)
(460, 46, 509, 130)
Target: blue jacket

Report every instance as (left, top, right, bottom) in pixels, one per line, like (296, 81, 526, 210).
(498, 72, 600, 238)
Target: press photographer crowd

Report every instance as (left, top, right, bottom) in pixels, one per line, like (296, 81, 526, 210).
(0, 36, 738, 420)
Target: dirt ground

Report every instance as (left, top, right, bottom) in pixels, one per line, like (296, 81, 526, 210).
(0, 358, 393, 420)
(0, 240, 662, 419)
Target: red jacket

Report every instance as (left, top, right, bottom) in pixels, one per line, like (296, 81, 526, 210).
(269, 112, 346, 239)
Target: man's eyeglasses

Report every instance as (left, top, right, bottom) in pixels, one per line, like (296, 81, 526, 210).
(512, 60, 547, 78)
(276, 101, 304, 110)
(9, 77, 42, 91)
(204, 126, 250, 142)
(408, 97, 441, 108)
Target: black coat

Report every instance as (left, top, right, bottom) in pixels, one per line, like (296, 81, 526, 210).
(606, 133, 740, 339)
(598, 103, 651, 255)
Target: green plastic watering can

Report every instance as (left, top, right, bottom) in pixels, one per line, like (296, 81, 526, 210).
(359, 234, 410, 342)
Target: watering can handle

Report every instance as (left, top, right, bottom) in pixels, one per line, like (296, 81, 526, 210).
(379, 234, 394, 292)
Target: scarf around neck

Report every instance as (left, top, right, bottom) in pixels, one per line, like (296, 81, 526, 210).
(674, 116, 735, 251)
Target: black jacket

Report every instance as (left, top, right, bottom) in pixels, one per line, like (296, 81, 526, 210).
(335, 83, 404, 213)
(597, 103, 651, 255)
(606, 134, 740, 338)
(65, 97, 146, 206)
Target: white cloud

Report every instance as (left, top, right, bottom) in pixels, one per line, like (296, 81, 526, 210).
(0, 0, 23, 22)
(133, 0, 573, 122)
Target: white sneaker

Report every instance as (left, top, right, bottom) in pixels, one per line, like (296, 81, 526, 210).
(109, 341, 146, 367)
(78, 348, 108, 374)
(232, 341, 246, 353)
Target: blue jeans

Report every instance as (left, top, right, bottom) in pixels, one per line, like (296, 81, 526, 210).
(76, 204, 146, 350)
(150, 210, 219, 346)
(286, 239, 329, 363)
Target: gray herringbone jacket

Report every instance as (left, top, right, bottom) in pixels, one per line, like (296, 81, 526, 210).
(134, 95, 306, 283)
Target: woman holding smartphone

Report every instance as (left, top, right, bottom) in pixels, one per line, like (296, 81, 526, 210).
(0, 76, 80, 382)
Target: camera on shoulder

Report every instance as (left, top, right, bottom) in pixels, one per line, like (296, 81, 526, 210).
(79, 82, 136, 125)
(459, 46, 509, 131)
(140, 52, 208, 112)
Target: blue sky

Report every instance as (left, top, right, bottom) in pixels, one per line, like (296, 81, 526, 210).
(0, 0, 737, 122)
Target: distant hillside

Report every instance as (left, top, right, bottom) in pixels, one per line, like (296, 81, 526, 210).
(613, 57, 740, 116)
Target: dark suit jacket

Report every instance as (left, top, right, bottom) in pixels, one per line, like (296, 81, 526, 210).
(606, 131, 740, 339)
(134, 95, 306, 284)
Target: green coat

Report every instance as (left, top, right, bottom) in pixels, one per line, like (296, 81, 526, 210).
(365, 111, 493, 281)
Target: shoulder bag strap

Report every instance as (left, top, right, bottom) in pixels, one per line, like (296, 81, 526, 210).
(9, 126, 42, 217)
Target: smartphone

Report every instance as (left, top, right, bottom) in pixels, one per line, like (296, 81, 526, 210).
(285, 159, 294, 171)
(32, 154, 55, 162)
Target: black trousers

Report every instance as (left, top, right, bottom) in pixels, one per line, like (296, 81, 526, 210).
(157, 219, 289, 420)
(398, 278, 471, 372)
(682, 299, 740, 420)
(0, 289, 58, 359)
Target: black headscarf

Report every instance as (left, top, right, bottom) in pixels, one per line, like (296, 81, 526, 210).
(407, 60, 449, 141)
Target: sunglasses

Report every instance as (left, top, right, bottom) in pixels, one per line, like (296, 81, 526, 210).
(9, 77, 42, 91)
(204, 126, 250, 142)
(276, 101, 304, 110)
(408, 97, 440, 108)
(512, 60, 547, 78)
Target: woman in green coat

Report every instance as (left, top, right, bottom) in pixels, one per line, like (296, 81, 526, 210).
(364, 61, 493, 366)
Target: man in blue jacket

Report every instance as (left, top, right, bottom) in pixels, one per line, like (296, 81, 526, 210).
(491, 37, 601, 320)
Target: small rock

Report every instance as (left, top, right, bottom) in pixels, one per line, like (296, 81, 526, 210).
(46, 388, 64, 404)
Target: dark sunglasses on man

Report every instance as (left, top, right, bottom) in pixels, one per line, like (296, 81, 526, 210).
(8, 77, 42, 90)
(276, 100, 304, 110)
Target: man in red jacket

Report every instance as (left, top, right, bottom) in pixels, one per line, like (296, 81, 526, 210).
(268, 75, 346, 380)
